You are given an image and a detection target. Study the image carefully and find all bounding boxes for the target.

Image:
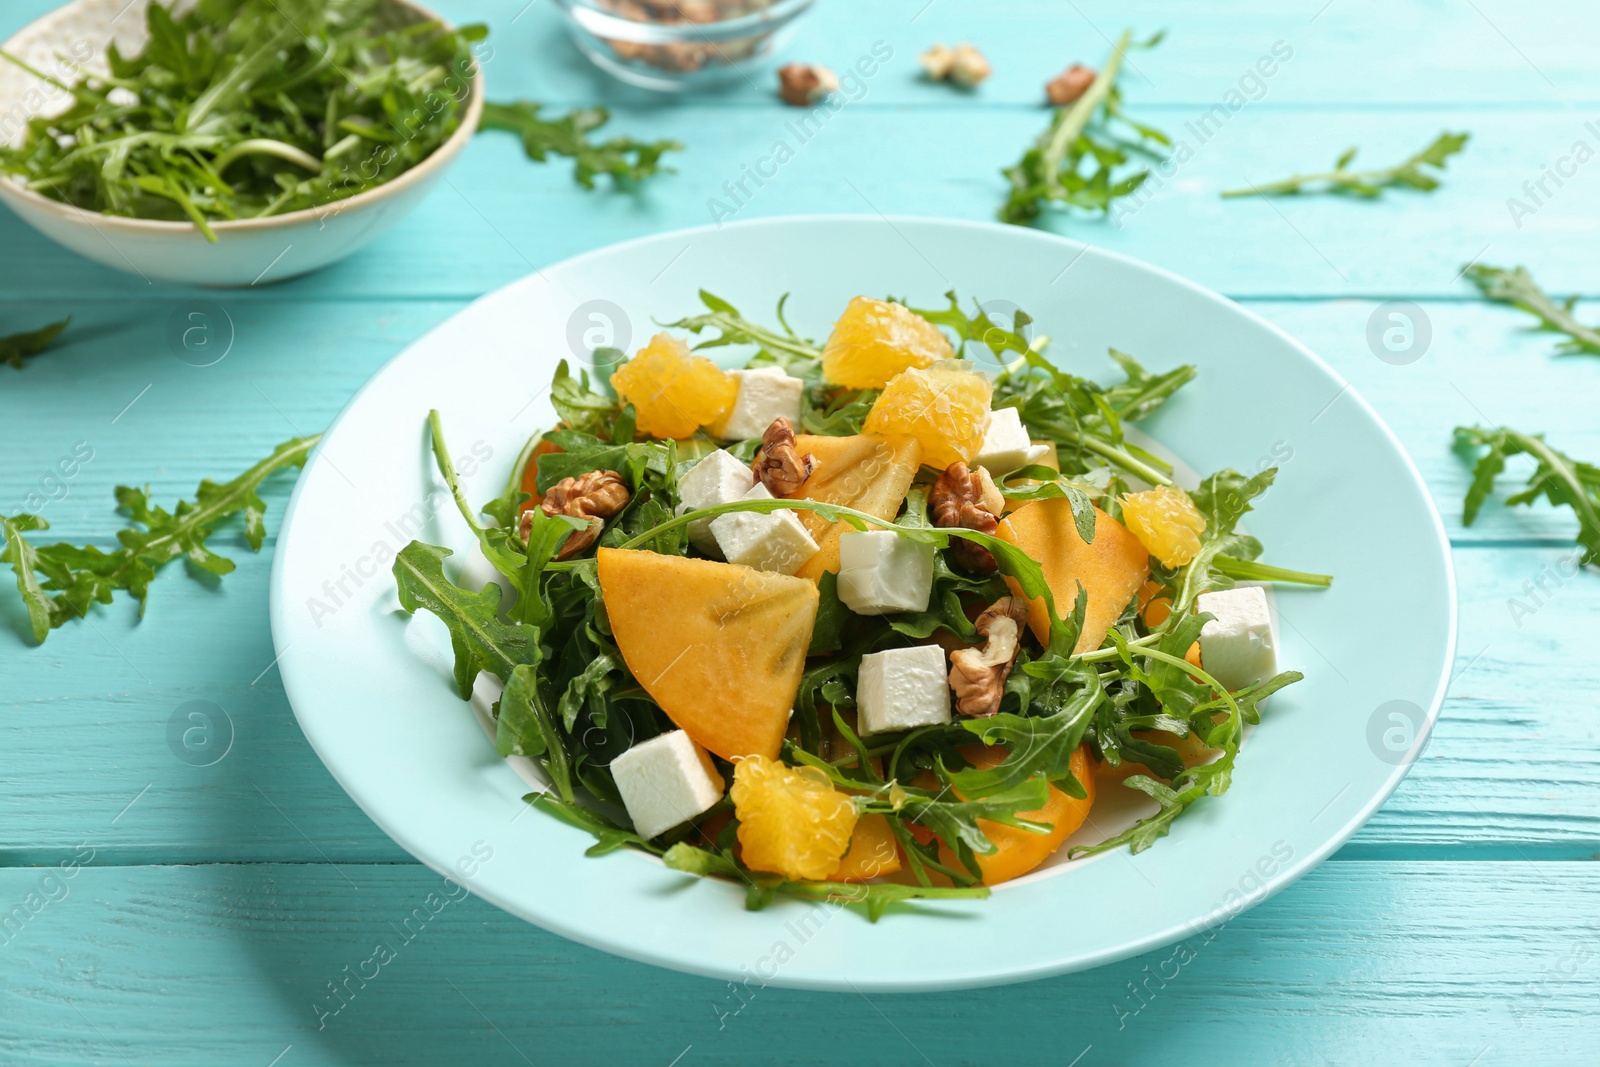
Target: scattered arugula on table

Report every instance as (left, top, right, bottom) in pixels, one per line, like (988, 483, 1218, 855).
(1462, 264, 1600, 356)
(479, 101, 681, 188)
(393, 288, 1329, 914)
(1, 317, 69, 370)
(1, 435, 317, 644)
(998, 28, 1170, 226)
(0, 0, 486, 241)
(1455, 426, 1600, 566)
(1222, 131, 1469, 199)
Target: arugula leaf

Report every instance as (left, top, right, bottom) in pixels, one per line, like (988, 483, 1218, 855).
(550, 360, 621, 436)
(0, 317, 70, 370)
(993, 346, 1186, 486)
(1223, 131, 1469, 199)
(391, 540, 542, 698)
(499, 664, 573, 799)
(954, 659, 1102, 796)
(664, 290, 823, 369)
(999, 29, 1170, 226)
(1, 515, 54, 643)
(1211, 556, 1333, 587)
(2, 435, 315, 642)
(808, 571, 848, 655)
(480, 100, 680, 188)
(997, 469, 1098, 544)
(907, 292, 1034, 361)
(1462, 264, 1600, 356)
(1455, 426, 1600, 564)
(528, 792, 661, 856)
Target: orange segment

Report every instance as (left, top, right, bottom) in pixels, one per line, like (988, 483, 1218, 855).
(1121, 484, 1207, 568)
(832, 814, 903, 881)
(862, 362, 993, 470)
(609, 333, 737, 439)
(790, 433, 922, 579)
(731, 755, 859, 881)
(821, 296, 954, 390)
(937, 745, 1095, 885)
(596, 549, 818, 761)
(995, 499, 1150, 654)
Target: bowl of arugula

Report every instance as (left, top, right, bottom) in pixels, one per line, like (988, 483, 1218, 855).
(268, 215, 1457, 989)
(0, 0, 485, 286)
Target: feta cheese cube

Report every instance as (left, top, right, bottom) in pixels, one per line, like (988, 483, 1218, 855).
(676, 449, 756, 556)
(717, 366, 805, 441)
(1196, 586, 1278, 691)
(856, 645, 952, 736)
(836, 530, 935, 615)
(709, 483, 819, 575)
(974, 407, 1051, 474)
(610, 729, 725, 841)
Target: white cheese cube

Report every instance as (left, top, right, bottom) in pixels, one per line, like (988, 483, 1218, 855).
(717, 366, 805, 441)
(856, 645, 952, 736)
(974, 407, 1051, 474)
(709, 483, 819, 575)
(836, 530, 935, 615)
(676, 449, 756, 556)
(1196, 586, 1278, 691)
(610, 729, 725, 841)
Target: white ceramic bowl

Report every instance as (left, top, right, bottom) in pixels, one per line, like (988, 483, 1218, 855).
(0, 0, 483, 287)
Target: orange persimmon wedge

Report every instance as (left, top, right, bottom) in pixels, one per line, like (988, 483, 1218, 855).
(996, 499, 1150, 654)
(923, 744, 1096, 885)
(596, 549, 817, 761)
(791, 433, 922, 580)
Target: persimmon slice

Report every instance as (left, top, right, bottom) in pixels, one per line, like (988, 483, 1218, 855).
(597, 549, 818, 761)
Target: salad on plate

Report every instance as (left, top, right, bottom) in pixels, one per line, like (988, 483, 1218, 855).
(394, 290, 1330, 918)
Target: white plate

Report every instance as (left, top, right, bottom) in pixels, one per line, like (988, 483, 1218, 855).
(269, 215, 1456, 990)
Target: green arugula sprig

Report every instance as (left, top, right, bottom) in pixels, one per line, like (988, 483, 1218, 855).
(1222, 131, 1469, 199)
(1, 318, 70, 370)
(479, 101, 681, 188)
(0, 0, 485, 241)
(999, 29, 1170, 226)
(1456, 426, 1600, 565)
(1462, 264, 1600, 356)
(2, 434, 317, 643)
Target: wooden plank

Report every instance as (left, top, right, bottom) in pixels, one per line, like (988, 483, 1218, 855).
(1, 543, 1594, 863)
(4, 101, 1595, 301)
(0, 861, 1594, 1064)
(3, 299, 1595, 546)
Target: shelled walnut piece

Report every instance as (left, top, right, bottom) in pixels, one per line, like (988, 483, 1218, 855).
(919, 43, 991, 88)
(751, 417, 817, 496)
(948, 597, 1029, 718)
(525, 469, 631, 559)
(931, 461, 1005, 572)
(777, 63, 839, 105)
(1046, 63, 1096, 105)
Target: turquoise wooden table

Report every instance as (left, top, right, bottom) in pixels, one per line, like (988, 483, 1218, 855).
(4, 1, 1598, 1063)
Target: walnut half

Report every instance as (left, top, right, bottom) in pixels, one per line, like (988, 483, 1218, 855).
(777, 63, 839, 106)
(524, 469, 631, 559)
(751, 417, 816, 497)
(930, 461, 1005, 572)
(949, 597, 1029, 718)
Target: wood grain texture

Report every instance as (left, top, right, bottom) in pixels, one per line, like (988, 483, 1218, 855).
(0, 862, 1595, 1066)
(2, 0, 1598, 1061)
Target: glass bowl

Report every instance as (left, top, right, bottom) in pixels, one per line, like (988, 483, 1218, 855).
(554, 0, 816, 92)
